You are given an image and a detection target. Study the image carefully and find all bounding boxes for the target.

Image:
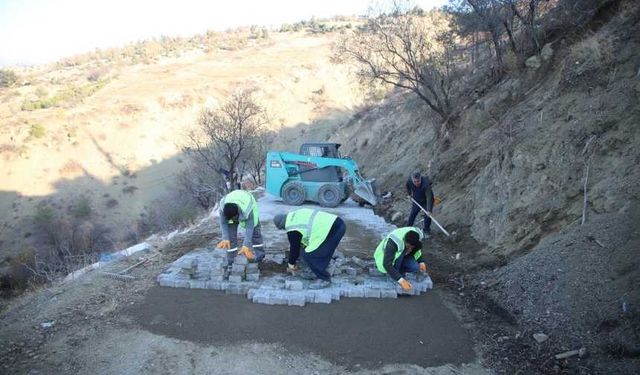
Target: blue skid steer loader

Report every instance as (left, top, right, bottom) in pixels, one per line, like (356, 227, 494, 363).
(266, 143, 377, 207)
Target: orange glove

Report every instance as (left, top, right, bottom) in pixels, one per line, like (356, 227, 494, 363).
(238, 246, 255, 261)
(216, 240, 231, 249)
(419, 262, 427, 273)
(398, 278, 412, 291)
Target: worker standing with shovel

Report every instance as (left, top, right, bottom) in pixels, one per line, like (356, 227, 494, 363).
(405, 172, 434, 238)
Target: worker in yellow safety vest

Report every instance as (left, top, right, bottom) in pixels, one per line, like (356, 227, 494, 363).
(215, 190, 264, 264)
(374, 227, 428, 292)
(273, 208, 346, 289)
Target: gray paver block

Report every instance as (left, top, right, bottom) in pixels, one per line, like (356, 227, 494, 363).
(245, 273, 260, 282)
(305, 291, 315, 303)
(369, 267, 385, 277)
(158, 278, 174, 287)
(380, 289, 397, 298)
(351, 256, 367, 267)
(189, 280, 206, 289)
(285, 280, 304, 291)
(246, 263, 259, 272)
(347, 286, 365, 298)
(209, 267, 225, 275)
(205, 281, 222, 290)
(175, 280, 190, 288)
(287, 293, 306, 306)
(231, 264, 246, 273)
(266, 292, 287, 305)
(330, 288, 341, 300)
(226, 284, 247, 295)
(342, 267, 357, 276)
(234, 255, 248, 265)
(364, 289, 381, 298)
(247, 288, 257, 300)
(228, 275, 243, 283)
(211, 252, 227, 260)
(314, 290, 332, 304)
(405, 272, 417, 281)
(253, 294, 269, 304)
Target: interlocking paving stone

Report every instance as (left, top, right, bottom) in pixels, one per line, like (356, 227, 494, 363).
(158, 247, 433, 306)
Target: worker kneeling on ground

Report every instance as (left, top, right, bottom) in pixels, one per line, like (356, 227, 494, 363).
(374, 227, 428, 292)
(216, 189, 264, 264)
(273, 208, 346, 289)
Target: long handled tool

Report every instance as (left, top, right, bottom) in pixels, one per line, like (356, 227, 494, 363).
(225, 243, 264, 252)
(409, 197, 450, 237)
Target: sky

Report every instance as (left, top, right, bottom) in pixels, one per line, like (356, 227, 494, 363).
(0, 0, 448, 66)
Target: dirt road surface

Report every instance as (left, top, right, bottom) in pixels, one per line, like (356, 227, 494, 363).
(0, 195, 493, 374)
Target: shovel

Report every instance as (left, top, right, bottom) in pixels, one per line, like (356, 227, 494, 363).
(408, 197, 450, 237)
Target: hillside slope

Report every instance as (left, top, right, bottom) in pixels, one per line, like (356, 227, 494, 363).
(329, 2, 639, 372)
(0, 32, 363, 262)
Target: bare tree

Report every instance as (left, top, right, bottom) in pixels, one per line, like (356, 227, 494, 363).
(449, 0, 546, 72)
(176, 163, 222, 210)
(336, 4, 458, 125)
(181, 89, 267, 204)
(501, 0, 543, 53)
(245, 130, 274, 186)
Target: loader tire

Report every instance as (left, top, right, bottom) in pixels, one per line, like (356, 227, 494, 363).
(318, 184, 341, 208)
(282, 182, 305, 206)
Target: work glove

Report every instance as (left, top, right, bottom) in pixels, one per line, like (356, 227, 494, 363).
(238, 246, 255, 261)
(216, 240, 231, 249)
(398, 278, 412, 291)
(419, 262, 427, 273)
(286, 263, 298, 275)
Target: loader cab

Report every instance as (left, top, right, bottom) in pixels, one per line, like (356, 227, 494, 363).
(299, 143, 342, 159)
(297, 142, 342, 183)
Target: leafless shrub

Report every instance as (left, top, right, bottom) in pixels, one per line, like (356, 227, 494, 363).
(122, 185, 138, 195)
(137, 193, 202, 236)
(14, 203, 114, 287)
(87, 66, 109, 82)
(59, 160, 83, 175)
(560, 32, 614, 88)
(335, 2, 459, 129)
(120, 103, 142, 115)
(105, 198, 119, 208)
(180, 89, 267, 207)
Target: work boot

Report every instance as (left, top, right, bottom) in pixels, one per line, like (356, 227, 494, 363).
(308, 279, 331, 289)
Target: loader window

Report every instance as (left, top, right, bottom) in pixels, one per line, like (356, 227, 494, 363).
(304, 146, 324, 157)
(300, 144, 340, 158)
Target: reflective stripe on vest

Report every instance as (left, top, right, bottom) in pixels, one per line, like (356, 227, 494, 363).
(220, 190, 259, 228)
(285, 208, 337, 253)
(374, 227, 424, 273)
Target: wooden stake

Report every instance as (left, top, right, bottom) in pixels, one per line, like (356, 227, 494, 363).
(581, 160, 590, 226)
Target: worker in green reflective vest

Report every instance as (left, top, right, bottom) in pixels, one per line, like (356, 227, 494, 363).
(374, 227, 428, 292)
(215, 189, 264, 264)
(273, 208, 346, 289)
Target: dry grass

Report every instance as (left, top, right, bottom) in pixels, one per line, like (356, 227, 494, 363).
(59, 160, 83, 176)
(561, 31, 614, 88)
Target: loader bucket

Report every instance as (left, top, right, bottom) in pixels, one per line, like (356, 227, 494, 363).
(353, 179, 377, 206)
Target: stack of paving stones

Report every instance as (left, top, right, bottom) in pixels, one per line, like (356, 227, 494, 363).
(157, 248, 433, 306)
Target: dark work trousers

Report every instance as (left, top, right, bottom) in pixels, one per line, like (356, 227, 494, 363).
(393, 251, 420, 275)
(405, 202, 431, 232)
(303, 218, 346, 281)
(227, 223, 265, 264)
